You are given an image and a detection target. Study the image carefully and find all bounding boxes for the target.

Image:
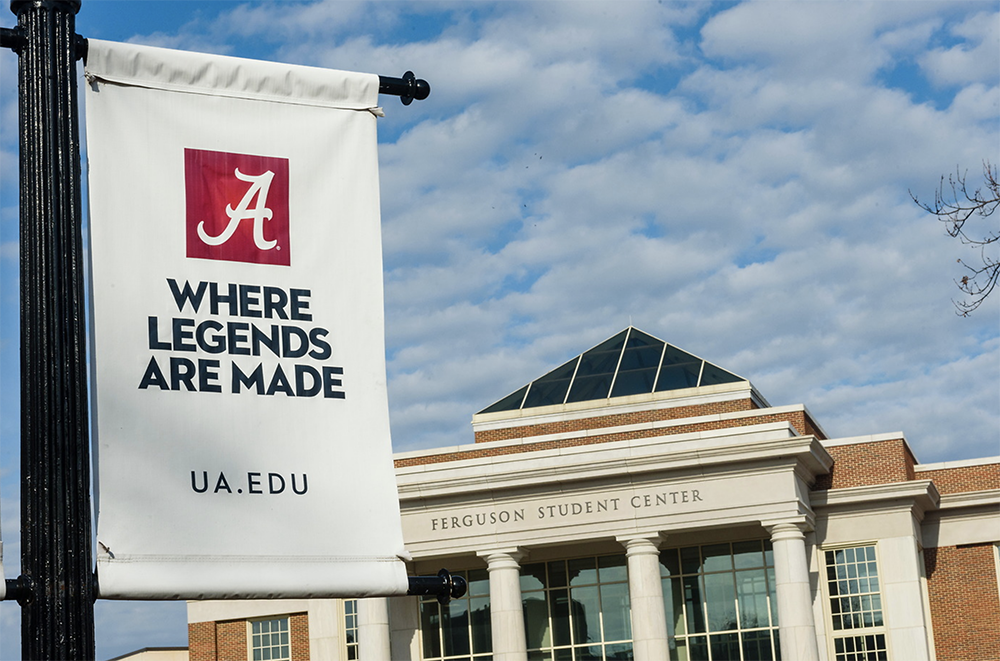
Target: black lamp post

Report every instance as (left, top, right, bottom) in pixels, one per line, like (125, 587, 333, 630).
(6, 1, 94, 658)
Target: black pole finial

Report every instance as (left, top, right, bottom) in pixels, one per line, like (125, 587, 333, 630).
(407, 569, 468, 604)
(379, 71, 431, 105)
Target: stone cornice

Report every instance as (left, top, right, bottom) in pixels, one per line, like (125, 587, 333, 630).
(810, 480, 940, 519)
(934, 488, 1000, 511)
(397, 432, 833, 501)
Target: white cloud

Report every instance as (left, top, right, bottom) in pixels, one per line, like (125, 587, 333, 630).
(920, 9, 1000, 87)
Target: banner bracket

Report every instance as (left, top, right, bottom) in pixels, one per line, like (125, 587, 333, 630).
(406, 569, 468, 605)
(3, 31, 430, 104)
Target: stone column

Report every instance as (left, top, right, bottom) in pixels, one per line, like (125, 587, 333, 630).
(768, 523, 820, 661)
(358, 596, 392, 661)
(388, 595, 422, 661)
(478, 548, 528, 661)
(618, 535, 670, 661)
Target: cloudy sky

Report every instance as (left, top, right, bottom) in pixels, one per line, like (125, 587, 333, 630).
(1, 0, 997, 658)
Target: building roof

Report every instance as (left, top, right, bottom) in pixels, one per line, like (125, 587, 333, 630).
(478, 327, 746, 414)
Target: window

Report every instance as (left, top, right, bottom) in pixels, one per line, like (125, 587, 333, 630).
(823, 545, 888, 661)
(419, 568, 492, 660)
(344, 599, 359, 660)
(249, 617, 290, 661)
(660, 540, 780, 661)
(520, 554, 633, 660)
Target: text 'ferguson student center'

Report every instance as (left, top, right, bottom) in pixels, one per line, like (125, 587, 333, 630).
(186, 328, 1000, 661)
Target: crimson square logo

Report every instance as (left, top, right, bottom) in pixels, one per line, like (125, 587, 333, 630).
(185, 148, 290, 266)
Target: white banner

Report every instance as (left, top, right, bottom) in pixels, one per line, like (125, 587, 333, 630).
(84, 40, 409, 599)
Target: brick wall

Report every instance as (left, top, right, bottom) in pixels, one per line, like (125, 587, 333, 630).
(925, 543, 1000, 661)
(188, 621, 217, 661)
(290, 613, 310, 661)
(812, 438, 915, 490)
(216, 620, 246, 661)
(916, 463, 1000, 495)
(188, 613, 310, 661)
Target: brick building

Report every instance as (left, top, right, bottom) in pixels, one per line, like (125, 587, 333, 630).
(187, 328, 999, 661)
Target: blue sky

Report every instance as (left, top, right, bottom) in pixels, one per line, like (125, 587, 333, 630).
(1, 1, 998, 658)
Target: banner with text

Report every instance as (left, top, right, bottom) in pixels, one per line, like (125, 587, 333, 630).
(85, 39, 408, 599)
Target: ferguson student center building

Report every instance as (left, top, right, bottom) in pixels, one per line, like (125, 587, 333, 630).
(187, 328, 1000, 661)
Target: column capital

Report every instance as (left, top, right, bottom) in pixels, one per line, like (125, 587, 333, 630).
(763, 520, 810, 540)
(477, 547, 527, 568)
(616, 534, 665, 557)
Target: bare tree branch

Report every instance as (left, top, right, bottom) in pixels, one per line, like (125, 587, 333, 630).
(911, 161, 999, 316)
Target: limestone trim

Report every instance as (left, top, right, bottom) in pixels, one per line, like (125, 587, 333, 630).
(936, 488, 1000, 511)
(810, 480, 940, 520)
(397, 432, 832, 500)
(398, 417, 799, 466)
(822, 431, 908, 448)
(915, 456, 1000, 471)
(922, 489, 1000, 548)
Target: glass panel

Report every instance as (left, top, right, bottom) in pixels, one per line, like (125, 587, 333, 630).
(684, 575, 706, 634)
(742, 629, 775, 661)
(573, 584, 602, 645)
(699, 363, 743, 386)
(681, 547, 701, 574)
(521, 563, 548, 592)
(709, 632, 740, 661)
(552, 588, 572, 646)
(469, 568, 491, 596)
(472, 596, 493, 653)
(421, 601, 442, 658)
(523, 358, 578, 408)
(598, 555, 628, 584)
(549, 561, 568, 588)
(702, 544, 733, 573)
(566, 373, 615, 403)
(523, 594, 551, 649)
(569, 557, 598, 587)
(767, 566, 779, 625)
(655, 363, 701, 391)
(579, 332, 628, 373)
(443, 598, 471, 657)
(688, 635, 709, 661)
(566, 332, 627, 403)
(479, 385, 528, 413)
(704, 571, 738, 631)
(736, 568, 771, 629)
(660, 548, 681, 577)
(605, 641, 634, 660)
(610, 366, 658, 398)
(733, 540, 764, 570)
(764, 540, 774, 567)
(600, 581, 632, 642)
(663, 576, 686, 637)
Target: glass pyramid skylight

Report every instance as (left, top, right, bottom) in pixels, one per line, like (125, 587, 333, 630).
(478, 327, 746, 414)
